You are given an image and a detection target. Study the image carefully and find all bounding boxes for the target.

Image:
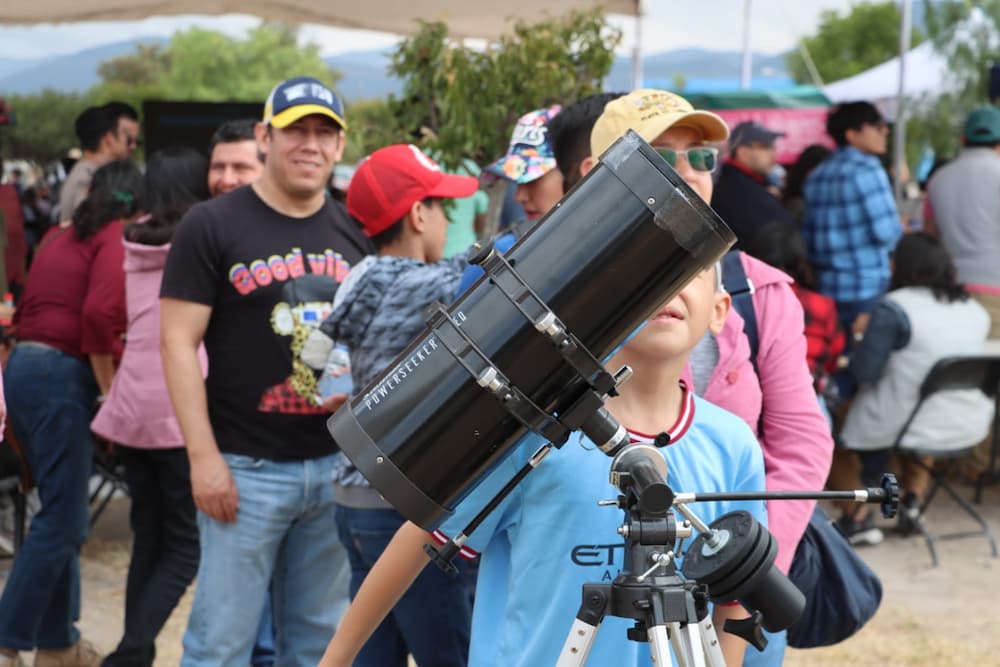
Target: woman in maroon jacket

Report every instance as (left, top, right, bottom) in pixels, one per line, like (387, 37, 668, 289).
(0, 161, 141, 667)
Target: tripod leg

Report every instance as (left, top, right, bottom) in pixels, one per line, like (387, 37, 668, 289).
(650, 624, 679, 666)
(556, 618, 601, 666)
(697, 616, 727, 666)
(556, 584, 610, 667)
(666, 622, 709, 667)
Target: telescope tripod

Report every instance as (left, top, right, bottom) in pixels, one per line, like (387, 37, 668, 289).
(556, 443, 769, 667)
(557, 542, 732, 667)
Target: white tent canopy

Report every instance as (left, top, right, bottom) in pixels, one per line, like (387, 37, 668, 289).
(822, 40, 952, 119)
(3, 0, 638, 39)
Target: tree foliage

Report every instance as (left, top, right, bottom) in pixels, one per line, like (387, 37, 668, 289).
(353, 9, 621, 169)
(786, 1, 925, 85)
(2, 90, 91, 163)
(0, 24, 341, 163)
(90, 23, 339, 110)
(906, 0, 1000, 162)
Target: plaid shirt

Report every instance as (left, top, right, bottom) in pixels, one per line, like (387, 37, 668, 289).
(802, 147, 902, 302)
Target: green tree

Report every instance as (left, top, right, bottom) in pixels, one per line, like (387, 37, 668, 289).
(341, 98, 410, 164)
(377, 9, 620, 169)
(906, 1, 1000, 159)
(3, 23, 342, 163)
(1, 90, 91, 163)
(89, 43, 171, 113)
(787, 1, 925, 85)
(90, 23, 340, 110)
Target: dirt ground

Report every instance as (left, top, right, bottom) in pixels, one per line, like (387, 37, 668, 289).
(2, 482, 999, 666)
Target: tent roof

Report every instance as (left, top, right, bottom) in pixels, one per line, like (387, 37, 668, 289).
(822, 40, 952, 117)
(3, 1, 638, 38)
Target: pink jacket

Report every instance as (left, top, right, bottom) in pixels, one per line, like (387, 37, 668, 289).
(91, 240, 207, 449)
(683, 253, 834, 573)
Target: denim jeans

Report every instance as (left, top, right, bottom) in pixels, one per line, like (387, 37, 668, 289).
(181, 452, 349, 667)
(0, 344, 97, 650)
(103, 446, 200, 667)
(335, 505, 471, 667)
(249, 584, 275, 667)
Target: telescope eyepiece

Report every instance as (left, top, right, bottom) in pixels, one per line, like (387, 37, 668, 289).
(609, 444, 673, 516)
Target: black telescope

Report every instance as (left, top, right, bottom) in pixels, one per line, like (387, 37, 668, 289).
(328, 131, 736, 530)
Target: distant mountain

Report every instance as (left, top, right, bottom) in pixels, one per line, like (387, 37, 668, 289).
(326, 47, 793, 102)
(0, 37, 169, 94)
(0, 38, 794, 101)
(0, 58, 41, 81)
(325, 50, 403, 101)
(606, 48, 791, 91)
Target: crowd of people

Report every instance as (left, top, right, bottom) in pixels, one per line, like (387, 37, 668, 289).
(0, 73, 997, 667)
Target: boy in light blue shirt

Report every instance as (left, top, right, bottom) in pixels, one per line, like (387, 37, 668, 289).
(320, 255, 769, 666)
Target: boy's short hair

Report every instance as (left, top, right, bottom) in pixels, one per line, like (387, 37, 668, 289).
(347, 144, 478, 238)
(547, 92, 625, 191)
(826, 101, 884, 147)
(368, 197, 439, 249)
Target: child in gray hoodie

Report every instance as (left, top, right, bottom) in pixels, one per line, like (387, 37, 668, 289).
(305, 143, 479, 667)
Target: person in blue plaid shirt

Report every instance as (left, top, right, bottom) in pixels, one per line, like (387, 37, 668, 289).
(802, 101, 903, 338)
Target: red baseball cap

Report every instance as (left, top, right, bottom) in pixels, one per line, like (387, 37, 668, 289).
(347, 144, 479, 237)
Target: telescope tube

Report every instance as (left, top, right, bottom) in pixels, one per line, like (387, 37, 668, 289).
(328, 131, 735, 530)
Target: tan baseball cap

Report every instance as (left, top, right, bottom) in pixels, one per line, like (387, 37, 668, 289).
(590, 89, 730, 157)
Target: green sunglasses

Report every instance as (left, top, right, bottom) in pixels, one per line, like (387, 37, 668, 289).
(655, 146, 719, 172)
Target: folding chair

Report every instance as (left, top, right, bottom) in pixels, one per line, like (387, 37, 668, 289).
(90, 436, 128, 527)
(974, 387, 1000, 504)
(893, 355, 1000, 566)
(0, 426, 33, 556)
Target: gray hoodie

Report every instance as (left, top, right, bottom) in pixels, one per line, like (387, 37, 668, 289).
(320, 253, 468, 503)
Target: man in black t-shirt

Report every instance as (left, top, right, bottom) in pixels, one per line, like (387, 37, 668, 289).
(161, 76, 373, 666)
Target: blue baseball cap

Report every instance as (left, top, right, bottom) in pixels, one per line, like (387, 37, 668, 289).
(263, 76, 347, 130)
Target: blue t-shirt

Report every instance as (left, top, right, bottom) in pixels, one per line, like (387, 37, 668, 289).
(433, 388, 767, 667)
(454, 229, 517, 297)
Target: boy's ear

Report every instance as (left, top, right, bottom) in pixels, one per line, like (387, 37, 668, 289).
(709, 291, 731, 336)
(579, 156, 597, 178)
(407, 200, 426, 233)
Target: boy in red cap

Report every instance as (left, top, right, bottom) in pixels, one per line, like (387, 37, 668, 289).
(302, 143, 478, 667)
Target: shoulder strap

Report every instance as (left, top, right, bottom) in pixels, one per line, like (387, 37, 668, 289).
(722, 250, 760, 376)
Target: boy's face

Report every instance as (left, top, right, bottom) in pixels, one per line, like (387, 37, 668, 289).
(419, 199, 450, 263)
(650, 126, 713, 203)
(627, 266, 730, 360)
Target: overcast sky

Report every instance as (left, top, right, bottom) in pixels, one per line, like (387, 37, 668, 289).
(0, 0, 858, 61)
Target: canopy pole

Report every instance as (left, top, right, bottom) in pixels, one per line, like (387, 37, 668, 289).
(632, 0, 644, 89)
(894, 0, 913, 209)
(740, 0, 753, 89)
